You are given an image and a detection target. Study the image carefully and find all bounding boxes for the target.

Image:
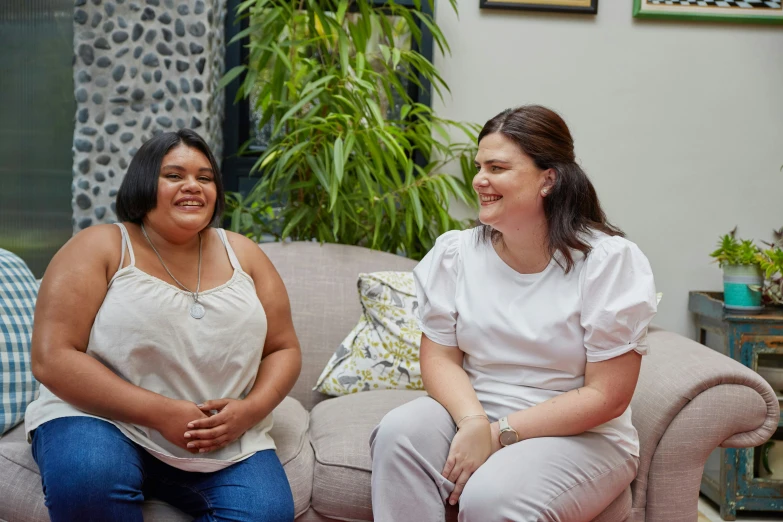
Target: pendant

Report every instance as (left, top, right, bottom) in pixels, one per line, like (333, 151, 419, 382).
(190, 302, 206, 319)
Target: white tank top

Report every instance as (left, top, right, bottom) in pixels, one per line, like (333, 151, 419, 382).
(25, 223, 274, 472)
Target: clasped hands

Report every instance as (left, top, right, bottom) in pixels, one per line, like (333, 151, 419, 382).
(155, 398, 256, 454)
(441, 417, 503, 506)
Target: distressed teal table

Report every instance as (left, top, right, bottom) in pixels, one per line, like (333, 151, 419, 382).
(689, 291, 783, 520)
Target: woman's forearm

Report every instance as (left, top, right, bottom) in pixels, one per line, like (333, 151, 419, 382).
(505, 352, 641, 441)
(421, 349, 485, 425)
(242, 345, 302, 422)
(506, 385, 626, 440)
(34, 349, 172, 429)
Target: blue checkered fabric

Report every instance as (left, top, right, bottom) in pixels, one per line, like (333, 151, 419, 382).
(0, 248, 39, 436)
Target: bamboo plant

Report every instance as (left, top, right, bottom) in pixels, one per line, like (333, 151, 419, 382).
(221, 0, 479, 260)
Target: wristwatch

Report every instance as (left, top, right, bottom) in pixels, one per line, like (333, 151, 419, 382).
(498, 416, 519, 447)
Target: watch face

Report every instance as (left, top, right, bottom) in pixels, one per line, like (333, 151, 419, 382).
(499, 429, 517, 446)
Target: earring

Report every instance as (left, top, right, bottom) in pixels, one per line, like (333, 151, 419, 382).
(541, 189, 549, 196)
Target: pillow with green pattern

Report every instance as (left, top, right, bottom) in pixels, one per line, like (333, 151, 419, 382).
(314, 271, 423, 396)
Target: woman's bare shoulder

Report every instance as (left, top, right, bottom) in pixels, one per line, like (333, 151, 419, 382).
(222, 230, 279, 281)
(47, 224, 124, 280)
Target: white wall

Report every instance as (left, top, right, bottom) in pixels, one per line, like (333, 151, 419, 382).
(432, 0, 783, 337)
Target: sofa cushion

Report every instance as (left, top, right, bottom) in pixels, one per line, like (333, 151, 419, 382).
(309, 390, 425, 520)
(0, 396, 313, 521)
(315, 271, 424, 396)
(0, 248, 39, 436)
(273, 395, 315, 518)
(0, 422, 48, 522)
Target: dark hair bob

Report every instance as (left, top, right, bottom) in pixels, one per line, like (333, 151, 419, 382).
(115, 129, 225, 226)
(477, 105, 623, 273)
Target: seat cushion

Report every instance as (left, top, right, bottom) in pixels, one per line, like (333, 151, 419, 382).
(309, 389, 425, 520)
(0, 396, 313, 521)
(273, 395, 315, 518)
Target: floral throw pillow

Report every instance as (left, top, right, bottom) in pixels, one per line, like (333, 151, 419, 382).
(314, 271, 423, 396)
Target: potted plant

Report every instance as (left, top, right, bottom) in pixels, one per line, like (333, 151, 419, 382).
(757, 227, 783, 307)
(222, 0, 478, 260)
(710, 228, 764, 313)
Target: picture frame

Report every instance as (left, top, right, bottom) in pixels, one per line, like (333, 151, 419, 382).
(479, 0, 598, 15)
(633, 0, 783, 24)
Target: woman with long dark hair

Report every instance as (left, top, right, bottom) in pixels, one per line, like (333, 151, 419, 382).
(371, 106, 657, 521)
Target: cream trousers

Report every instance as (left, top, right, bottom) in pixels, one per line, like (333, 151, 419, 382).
(370, 396, 638, 522)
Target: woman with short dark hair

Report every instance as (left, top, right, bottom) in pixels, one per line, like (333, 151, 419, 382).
(371, 106, 657, 521)
(26, 129, 300, 521)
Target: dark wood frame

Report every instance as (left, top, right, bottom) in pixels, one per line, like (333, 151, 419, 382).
(221, 0, 436, 193)
(479, 0, 597, 14)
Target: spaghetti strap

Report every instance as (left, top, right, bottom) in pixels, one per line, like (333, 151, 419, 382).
(217, 228, 242, 272)
(114, 223, 136, 268)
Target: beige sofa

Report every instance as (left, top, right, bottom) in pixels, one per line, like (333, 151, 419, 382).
(0, 241, 779, 521)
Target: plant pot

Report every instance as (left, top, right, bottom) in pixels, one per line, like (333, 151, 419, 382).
(723, 264, 763, 313)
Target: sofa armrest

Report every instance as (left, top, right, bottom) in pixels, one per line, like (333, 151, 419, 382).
(628, 326, 779, 520)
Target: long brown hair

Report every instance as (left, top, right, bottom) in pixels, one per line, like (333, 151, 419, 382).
(477, 105, 623, 273)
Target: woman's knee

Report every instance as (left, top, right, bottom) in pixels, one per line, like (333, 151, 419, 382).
(459, 480, 542, 522)
(244, 493, 295, 522)
(459, 479, 505, 522)
(371, 397, 450, 451)
(33, 418, 144, 519)
(213, 450, 295, 522)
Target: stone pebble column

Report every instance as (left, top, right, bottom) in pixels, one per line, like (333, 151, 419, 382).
(71, 0, 227, 231)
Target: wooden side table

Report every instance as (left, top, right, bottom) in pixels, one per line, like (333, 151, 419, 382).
(689, 291, 783, 520)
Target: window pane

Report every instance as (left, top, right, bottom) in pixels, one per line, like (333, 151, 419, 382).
(247, 12, 412, 152)
(0, 1, 74, 276)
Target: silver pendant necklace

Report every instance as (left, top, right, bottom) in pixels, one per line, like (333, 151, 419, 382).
(141, 223, 205, 319)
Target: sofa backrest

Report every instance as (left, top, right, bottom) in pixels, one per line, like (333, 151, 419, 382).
(260, 241, 418, 411)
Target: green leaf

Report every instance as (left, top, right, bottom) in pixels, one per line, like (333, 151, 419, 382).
(301, 75, 335, 97)
(356, 51, 366, 79)
(338, 32, 350, 77)
(336, 0, 349, 24)
(409, 186, 424, 231)
(379, 44, 391, 65)
(230, 207, 242, 233)
(281, 207, 310, 239)
(392, 47, 401, 70)
(272, 88, 322, 136)
(218, 65, 246, 90)
(333, 136, 345, 184)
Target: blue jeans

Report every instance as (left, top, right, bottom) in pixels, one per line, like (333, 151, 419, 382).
(31, 417, 295, 522)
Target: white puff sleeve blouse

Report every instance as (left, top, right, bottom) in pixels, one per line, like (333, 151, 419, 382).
(579, 237, 658, 363)
(412, 230, 460, 347)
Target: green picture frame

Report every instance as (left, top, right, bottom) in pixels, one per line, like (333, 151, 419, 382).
(632, 0, 783, 24)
